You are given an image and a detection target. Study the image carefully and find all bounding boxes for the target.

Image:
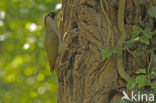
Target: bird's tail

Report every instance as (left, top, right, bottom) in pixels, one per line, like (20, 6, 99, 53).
(50, 59, 59, 75)
(50, 64, 55, 72)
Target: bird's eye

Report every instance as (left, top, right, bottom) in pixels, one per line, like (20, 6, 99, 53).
(48, 12, 56, 19)
(49, 13, 55, 17)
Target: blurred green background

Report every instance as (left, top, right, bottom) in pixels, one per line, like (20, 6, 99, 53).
(0, 0, 61, 103)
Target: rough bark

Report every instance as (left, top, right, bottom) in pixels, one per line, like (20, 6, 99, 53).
(57, 0, 156, 103)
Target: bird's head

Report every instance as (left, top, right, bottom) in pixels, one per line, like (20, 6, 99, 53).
(44, 9, 60, 27)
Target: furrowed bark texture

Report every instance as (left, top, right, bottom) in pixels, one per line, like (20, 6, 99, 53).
(57, 0, 156, 102)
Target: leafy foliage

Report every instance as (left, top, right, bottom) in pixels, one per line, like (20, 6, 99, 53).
(101, 5, 156, 98)
(101, 49, 112, 60)
(131, 25, 152, 45)
(136, 69, 146, 74)
(127, 78, 137, 90)
(0, 0, 61, 103)
(136, 75, 149, 88)
(127, 55, 156, 92)
(101, 46, 119, 60)
(132, 25, 143, 35)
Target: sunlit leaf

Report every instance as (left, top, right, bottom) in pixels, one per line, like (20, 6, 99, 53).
(143, 28, 152, 39)
(30, 91, 38, 98)
(136, 69, 146, 74)
(0, 0, 60, 102)
(24, 68, 33, 76)
(139, 36, 150, 45)
(37, 73, 45, 81)
(136, 75, 149, 88)
(130, 34, 139, 42)
(151, 82, 156, 93)
(132, 25, 143, 35)
(127, 78, 137, 90)
(101, 49, 112, 60)
(151, 70, 156, 75)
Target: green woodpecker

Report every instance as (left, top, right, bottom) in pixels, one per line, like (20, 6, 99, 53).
(44, 9, 65, 72)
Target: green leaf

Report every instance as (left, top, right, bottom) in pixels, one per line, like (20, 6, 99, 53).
(130, 34, 139, 42)
(124, 41, 132, 49)
(138, 42, 146, 49)
(136, 75, 149, 88)
(151, 70, 156, 75)
(151, 82, 156, 92)
(139, 36, 150, 45)
(136, 69, 146, 74)
(135, 49, 144, 56)
(127, 78, 137, 90)
(148, 6, 156, 18)
(112, 98, 121, 103)
(143, 28, 152, 39)
(110, 46, 119, 53)
(132, 25, 143, 35)
(101, 49, 112, 60)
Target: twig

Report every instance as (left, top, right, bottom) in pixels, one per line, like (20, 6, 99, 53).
(126, 48, 139, 61)
(148, 51, 153, 75)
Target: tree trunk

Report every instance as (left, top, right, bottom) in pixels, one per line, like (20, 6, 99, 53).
(57, 0, 156, 102)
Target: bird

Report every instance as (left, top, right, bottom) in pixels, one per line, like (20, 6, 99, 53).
(44, 9, 65, 72)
